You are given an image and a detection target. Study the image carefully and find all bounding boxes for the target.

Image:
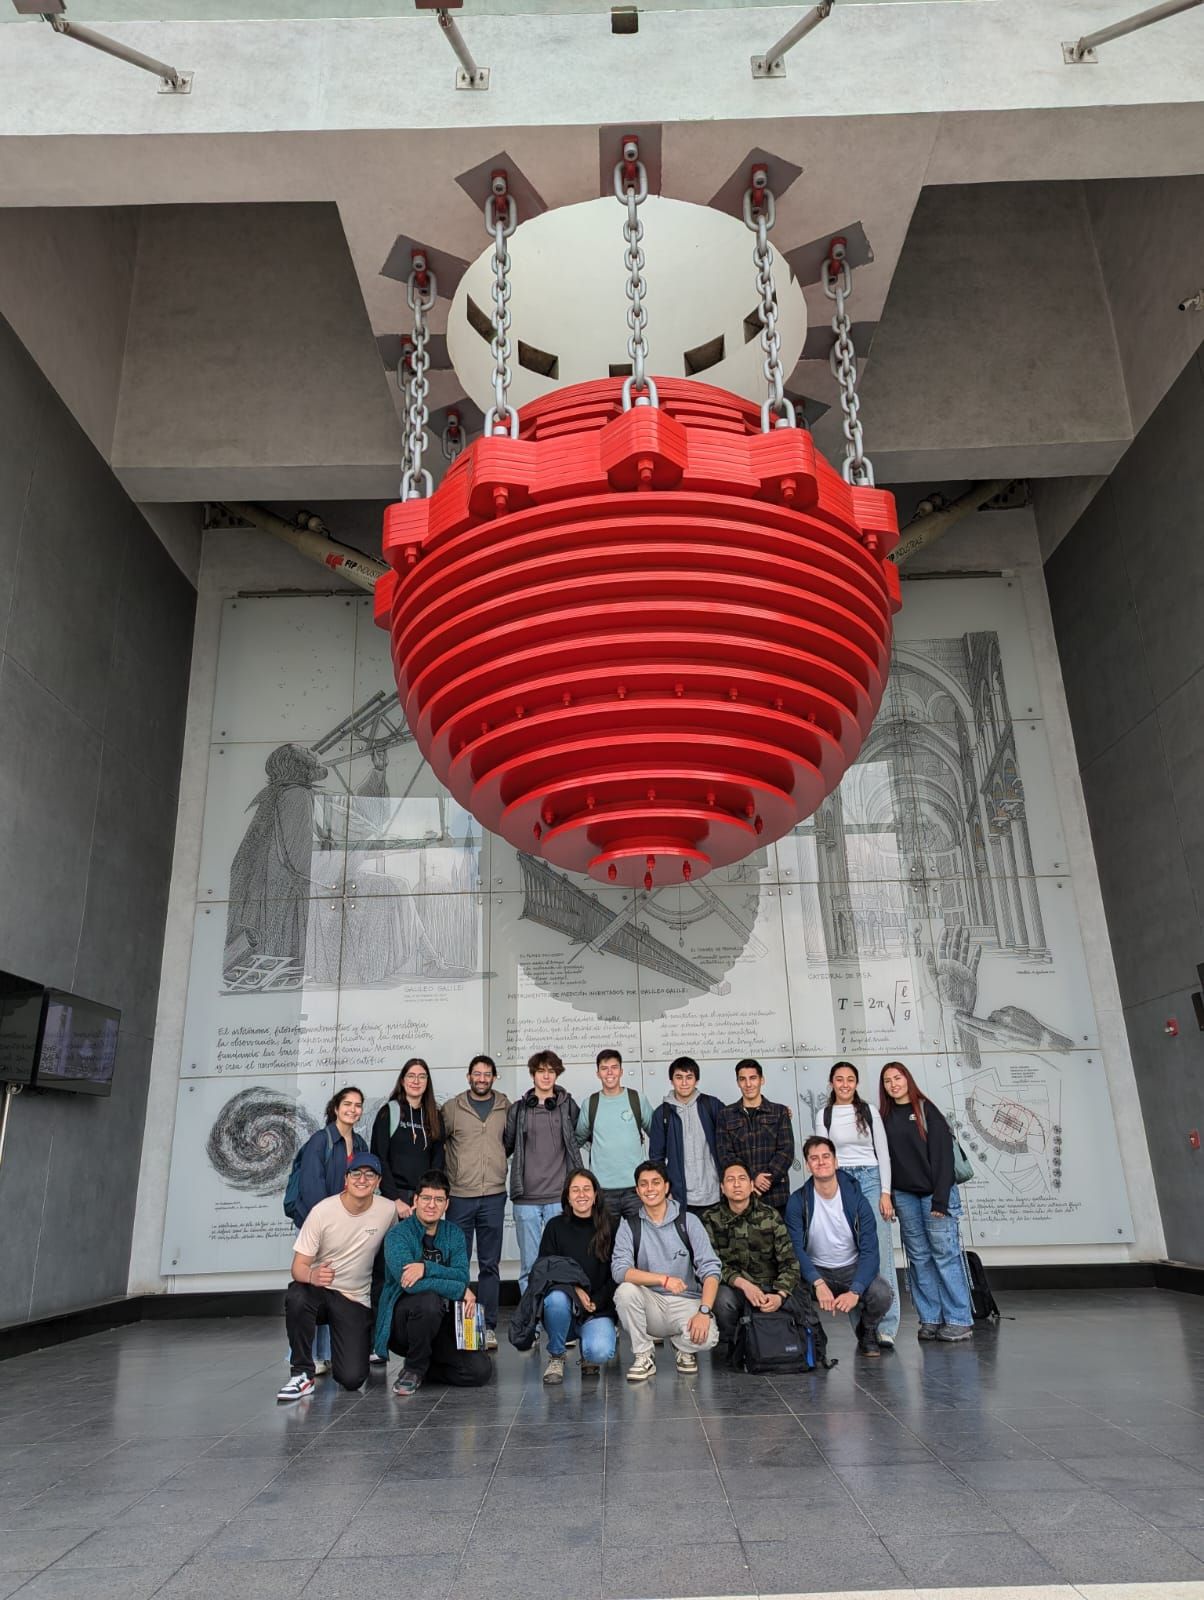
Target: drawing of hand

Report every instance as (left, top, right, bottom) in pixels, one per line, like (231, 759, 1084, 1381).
(926, 924, 981, 1016)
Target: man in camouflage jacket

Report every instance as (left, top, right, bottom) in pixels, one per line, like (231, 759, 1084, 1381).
(702, 1159, 806, 1360)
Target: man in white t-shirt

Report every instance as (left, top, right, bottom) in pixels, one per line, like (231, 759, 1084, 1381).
(784, 1136, 894, 1357)
(278, 1152, 400, 1401)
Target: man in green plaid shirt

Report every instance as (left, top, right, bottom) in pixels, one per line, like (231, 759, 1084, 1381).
(702, 1159, 804, 1362)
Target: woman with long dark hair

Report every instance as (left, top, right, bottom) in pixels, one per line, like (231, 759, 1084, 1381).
(535, 1168, 618, 1384)
(370, 1058, 444, 1215)
(294, 1084, 368, 1373)
(878, 1062, 973, 1342)
(816, 1062, 899, 1348)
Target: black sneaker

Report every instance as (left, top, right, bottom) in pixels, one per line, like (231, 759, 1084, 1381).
(917, 1323, 940, 1341)
(857, 1337, 882, 1358)
(393, 1368, 422, 1397)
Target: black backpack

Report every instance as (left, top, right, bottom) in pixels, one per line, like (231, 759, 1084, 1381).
(964, 1249, 1001, 1323)
(733, 1295, 831, 1374)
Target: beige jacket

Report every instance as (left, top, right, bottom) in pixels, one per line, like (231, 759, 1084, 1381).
(441, 1089, 512, 1198)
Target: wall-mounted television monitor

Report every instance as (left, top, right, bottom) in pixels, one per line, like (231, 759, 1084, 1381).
(34, 990, 121, 1097)
(0, 971, 45, 1087)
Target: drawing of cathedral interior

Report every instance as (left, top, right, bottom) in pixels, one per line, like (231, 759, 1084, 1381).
(797, 631, 1050, 966)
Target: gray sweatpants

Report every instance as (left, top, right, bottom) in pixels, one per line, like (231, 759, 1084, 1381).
(613, 1283, 721, 1358)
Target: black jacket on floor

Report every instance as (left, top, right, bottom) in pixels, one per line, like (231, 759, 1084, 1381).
(507, 1255, 592, 1352)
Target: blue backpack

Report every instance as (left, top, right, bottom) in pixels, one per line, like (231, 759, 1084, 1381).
(282, 1126, 336, 1225)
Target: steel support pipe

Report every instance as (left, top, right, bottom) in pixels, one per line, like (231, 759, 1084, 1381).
(45, 14, 191, 89)
(752, 1, 834, 78)
(220, 503, 387, 593)
(1064, 0, 1203, 61)
(436, 8, 489, 89)
(889, 481, 1010, 568)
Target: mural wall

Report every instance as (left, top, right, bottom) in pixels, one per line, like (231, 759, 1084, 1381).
(160, 578, 1135, 1276)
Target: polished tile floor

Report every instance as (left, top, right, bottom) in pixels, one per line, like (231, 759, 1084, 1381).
(1, 1291, 1203, 1600)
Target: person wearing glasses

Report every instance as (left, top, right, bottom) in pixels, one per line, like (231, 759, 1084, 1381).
(374, 1170, 492, 1396)
(278, 1152, 399, 1402)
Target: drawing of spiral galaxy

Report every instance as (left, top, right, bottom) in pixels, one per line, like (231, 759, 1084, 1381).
(206, 1086, 319, 1195)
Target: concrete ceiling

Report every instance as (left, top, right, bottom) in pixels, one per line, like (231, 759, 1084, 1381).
(0, 0, 1202, 516)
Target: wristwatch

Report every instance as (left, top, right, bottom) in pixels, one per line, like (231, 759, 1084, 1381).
(698, 1304, 713, 1318)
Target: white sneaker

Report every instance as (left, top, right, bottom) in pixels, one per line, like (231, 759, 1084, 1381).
(484, 1329, 498, 1352)
(276, 1373, 314, 1403)
(313, 1359, 331, 1376)
(368, 1352, 386, 1366)
(543, 1355, 565, 1385)
(675, 1349, 698, 1374)
(626, 1353, 656, 1383)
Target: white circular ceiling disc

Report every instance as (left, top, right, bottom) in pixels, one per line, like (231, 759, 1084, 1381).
(447, 195, 807, 414)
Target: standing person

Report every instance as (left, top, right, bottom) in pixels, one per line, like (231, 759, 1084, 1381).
(294, 1085, 368, 1375)
(612, 1160, 721, 1382)
(375, 1170, 491, 1396)
(648, 1057, 722, 1219)
(577, 1048, 653, 1221)
(815, 1061, 899, 1348)
(878, 1062, 973, 1342)
(534, 1168, 619, 1384)
(716, 1058, 795, 1214)
(371, 1058, 444, 1209)
(505, 1049, 582, 1294)
(785, 1136, 894, 1358)
(704, 1160, 803, 1363)
(442, 1054, 511, 1353)
(278, 1153, 396, 1401)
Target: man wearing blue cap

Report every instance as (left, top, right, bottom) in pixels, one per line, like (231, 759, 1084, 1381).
(278, 1152, 399, 1401)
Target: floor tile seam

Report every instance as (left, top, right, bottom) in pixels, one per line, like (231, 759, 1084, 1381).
(599, 1358, 610, 1600)
(692, 1383, 759, 1590)
(1012, 1414, 1189, 1466)
(436, 1388, 528, 1600)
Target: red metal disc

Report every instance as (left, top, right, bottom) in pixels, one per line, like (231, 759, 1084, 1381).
(377, 377, 899, 888)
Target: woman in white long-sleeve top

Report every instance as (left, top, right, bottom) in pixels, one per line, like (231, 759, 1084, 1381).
(814, 1062, 899, 1348)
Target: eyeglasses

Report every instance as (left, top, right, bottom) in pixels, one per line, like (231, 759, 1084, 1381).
(347, 1170, 378, 1182)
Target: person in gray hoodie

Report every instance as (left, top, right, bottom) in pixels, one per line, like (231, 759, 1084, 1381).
(611, 1160, 721, 1382)
(648, 1057, 723, 1217)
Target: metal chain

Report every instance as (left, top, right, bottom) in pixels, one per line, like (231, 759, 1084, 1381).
(743, 164, 796, 432)
(401, 255, 436, 500)
(614, 138, 658, 410)
(822, 236, 875, 487)
(484, 171, 519, 438)
(396, 337, 414, 485)
(441, 407, 466, 462)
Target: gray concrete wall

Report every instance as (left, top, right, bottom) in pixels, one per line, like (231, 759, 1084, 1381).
(1045, 349, 1204, 1266)
(0, 308, 195, 1326)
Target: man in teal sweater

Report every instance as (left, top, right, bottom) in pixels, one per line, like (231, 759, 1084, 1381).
(374, 1170, 491, 1395)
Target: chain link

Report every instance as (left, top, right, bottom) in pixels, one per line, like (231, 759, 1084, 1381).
(400, 258, 436, 500)
(614, 140, 658, 410)
(441, 408, 466, 462)
(743, 167, 796, 433)
(483, 173, 519, 438)
(396, 338, 414, 485)
(822, 237, 875, 487)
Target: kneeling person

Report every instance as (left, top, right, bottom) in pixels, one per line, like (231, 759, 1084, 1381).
(279, 1153, 397, 1401)
(704, 1160, 804, 1363)
(375, 1170, 492, 1396)
(612, 1160, 721, 1382)
(785, 1137, 894, 1356)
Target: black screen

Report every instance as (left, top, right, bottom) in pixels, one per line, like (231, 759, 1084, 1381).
(34, 991, 121, 1096)
(0, 972, 44, 1087)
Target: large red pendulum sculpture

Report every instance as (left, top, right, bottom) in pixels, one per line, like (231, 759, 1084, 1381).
(375, 166, 901, 892)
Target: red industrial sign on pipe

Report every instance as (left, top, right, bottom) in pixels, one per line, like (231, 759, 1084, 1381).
(376, 377, 901, 890)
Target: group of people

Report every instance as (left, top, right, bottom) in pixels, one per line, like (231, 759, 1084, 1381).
(277, 1049, 975, 1401)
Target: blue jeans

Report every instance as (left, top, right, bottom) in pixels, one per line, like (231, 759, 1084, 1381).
(541, 1290, 618, 1362)
(514, 1201, 562, 1294)
(447, 1192, 506, 1329)
(894, 1187, 973, 1328)
(844, 1164, 900, 1340)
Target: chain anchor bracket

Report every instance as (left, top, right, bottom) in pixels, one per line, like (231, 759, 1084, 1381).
(615, 136, 658, 412)
(744, 163, 796, 434)
(822, 234, 875, 488)
(751, 0, 834, 79)
(1062, 0, 1203, 63)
